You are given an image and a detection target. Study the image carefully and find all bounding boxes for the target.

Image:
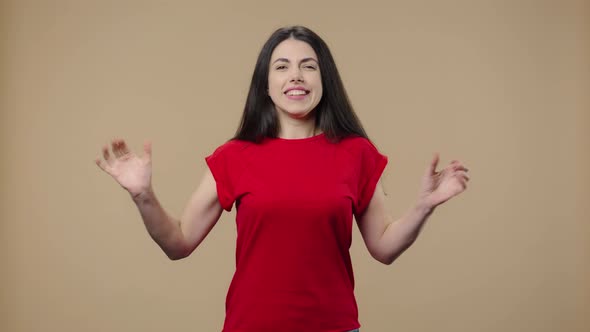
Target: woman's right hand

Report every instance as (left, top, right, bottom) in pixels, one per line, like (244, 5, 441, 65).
(95, 139, 153, 198)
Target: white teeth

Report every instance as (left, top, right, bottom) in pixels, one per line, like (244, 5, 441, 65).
(286, 90, 307, 96)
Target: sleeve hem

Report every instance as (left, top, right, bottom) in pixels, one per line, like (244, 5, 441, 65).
(205, 156, 234, 212)
(355, 155, 388, 217)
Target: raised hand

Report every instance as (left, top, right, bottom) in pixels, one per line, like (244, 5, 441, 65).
(418, 153, 470, 208)
(95, 139, 153, 198)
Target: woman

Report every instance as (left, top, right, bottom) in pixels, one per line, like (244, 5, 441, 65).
(96, 26, 469, 332)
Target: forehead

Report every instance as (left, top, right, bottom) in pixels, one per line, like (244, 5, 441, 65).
(270, 39, 318, 62)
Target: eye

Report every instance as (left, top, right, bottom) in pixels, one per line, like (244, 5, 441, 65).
(303, 65, 317, 70)
(275, 65, 287, 70)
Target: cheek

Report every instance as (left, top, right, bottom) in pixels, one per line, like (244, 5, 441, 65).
(268, 76, 283, 96)
(313, 81, 323, 100)
(270, 89, 284, 104)
(267, 83, 280, 97)
(310, 75, 322, 95)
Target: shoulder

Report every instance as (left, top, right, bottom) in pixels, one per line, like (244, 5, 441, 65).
(209, 139, 254, 157)
(337, 135, 383, 157)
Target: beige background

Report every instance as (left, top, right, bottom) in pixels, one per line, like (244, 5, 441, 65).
(1, 0, 588, 331)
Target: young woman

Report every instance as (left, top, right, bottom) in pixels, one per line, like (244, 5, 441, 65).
(96, 26, 469, 332)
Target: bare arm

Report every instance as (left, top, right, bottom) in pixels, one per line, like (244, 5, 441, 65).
(356, 183, 434, 265)
(96, 139, 223, 260)
(357, 154, 469, 265)
(132, 169, 222, 260)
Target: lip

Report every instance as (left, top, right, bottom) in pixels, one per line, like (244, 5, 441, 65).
(284, 86, 310, 94)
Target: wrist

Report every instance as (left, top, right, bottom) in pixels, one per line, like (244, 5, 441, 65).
(414, 199, 436, 216)
(131, 186, 155, 204)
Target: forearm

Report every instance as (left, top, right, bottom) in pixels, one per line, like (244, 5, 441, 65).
(132, 188, 188, 260)
(378, 202, 435, 265)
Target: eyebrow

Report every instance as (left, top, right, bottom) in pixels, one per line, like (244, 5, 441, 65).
(272, 57, 319, 65)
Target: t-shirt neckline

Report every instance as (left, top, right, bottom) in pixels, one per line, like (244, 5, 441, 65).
(273, 132, 325, 143)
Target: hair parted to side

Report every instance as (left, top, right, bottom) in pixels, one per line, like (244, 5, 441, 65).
(233, 25, 369, 143)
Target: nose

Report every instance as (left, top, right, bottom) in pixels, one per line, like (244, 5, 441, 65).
(289, 68, 304, 83)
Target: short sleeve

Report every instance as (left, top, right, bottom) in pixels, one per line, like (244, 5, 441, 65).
(205, 141, 242, 212)
(354, 139, 388, 217)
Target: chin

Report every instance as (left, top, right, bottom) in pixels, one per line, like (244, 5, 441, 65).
(286, 110, 315, 119)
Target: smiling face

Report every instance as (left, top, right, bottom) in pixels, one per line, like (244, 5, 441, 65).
(268, 38, 323, 121)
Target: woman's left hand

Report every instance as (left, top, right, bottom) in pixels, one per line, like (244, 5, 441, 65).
(418, 153, 470, 208)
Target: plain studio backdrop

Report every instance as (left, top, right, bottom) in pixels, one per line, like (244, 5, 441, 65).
(1, 1, 588, 331)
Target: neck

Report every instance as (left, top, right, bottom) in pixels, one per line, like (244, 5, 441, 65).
(276, 113, 320, 139)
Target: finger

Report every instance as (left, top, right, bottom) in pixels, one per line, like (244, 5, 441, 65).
(142, 141, 152, 161)
(112, 139, 123, 158)
(453, 171, 470, 181)
(460, 177, 468, 189)
(427, 152, 440, 175)
(95, 157, 109, 173)
(454, 173, 470, 185)
(102, 144, 112, 165)
(457, 178, 467, 190)
(452, 164, 469, 172)
(448, 159, 468, 171)
(118, 139, 131, 156)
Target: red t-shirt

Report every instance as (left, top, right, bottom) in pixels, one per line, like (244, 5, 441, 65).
(205, 133, 388, 332)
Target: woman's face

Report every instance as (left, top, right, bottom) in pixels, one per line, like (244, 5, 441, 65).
(268, 38, 323, 120)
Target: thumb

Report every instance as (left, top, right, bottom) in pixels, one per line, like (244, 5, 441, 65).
(427, 152, 439, 175)
(142, 140, 152, 160)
